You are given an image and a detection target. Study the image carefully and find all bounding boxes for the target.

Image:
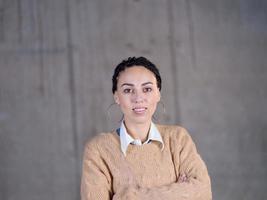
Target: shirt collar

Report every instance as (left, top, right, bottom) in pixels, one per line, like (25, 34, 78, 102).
(119, 121, 164, 156)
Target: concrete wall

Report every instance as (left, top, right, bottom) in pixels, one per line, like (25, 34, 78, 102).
(0, 0, 266, 199)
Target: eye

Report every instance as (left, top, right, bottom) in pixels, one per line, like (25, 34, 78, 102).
(123, 88, 132, 93)
(143, 87, 152, 93)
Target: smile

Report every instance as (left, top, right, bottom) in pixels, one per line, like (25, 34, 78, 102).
(132, 107, 147, 114)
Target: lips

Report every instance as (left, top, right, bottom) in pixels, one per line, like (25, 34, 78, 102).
(132, 107, 147, 114)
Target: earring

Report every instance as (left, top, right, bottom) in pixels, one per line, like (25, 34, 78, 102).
(106, 102, 124, 123)
(153, 101, 166, 122)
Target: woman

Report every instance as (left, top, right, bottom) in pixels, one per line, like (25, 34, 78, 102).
(81, 57, 212, 200)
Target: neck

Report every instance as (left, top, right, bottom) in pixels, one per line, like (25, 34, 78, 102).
(123, 120, 151, 142)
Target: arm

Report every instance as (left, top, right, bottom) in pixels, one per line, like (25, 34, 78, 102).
(113, 127, 212, 200)
(81, 140, 112, 200)
(146, 127, 211, 199)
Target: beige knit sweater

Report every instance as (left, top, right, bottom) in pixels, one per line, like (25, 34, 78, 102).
(81, 125, 212, 200)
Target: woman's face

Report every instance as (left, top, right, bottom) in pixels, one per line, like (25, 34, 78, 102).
(114, 66, 161, 125)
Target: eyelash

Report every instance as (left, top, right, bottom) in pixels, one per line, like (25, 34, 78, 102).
(123, 88, 132, 93)
(123, 87, 152, 94)
(143, 87, 152, 92)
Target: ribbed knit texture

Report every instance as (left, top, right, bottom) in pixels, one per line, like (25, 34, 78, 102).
(81, 125, 212, 200)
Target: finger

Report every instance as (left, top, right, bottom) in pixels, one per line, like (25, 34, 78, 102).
(178, 174, 186, 182)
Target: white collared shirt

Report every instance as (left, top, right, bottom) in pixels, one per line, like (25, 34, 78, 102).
(118, 121, 164, 156)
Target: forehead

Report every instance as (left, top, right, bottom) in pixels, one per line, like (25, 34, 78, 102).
(117, 66, 156, 84)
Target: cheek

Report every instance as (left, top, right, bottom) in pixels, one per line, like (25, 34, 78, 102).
(151, 101, 159, 110)
(118, 96, 131, 110)
(147, 98, 159, 111)
(149, 93, 160, 104)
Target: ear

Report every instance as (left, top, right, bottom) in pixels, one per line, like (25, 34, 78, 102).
(113, 92, 120, 105)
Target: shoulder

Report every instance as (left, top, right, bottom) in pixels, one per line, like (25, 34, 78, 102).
(156, 124, 195, 149)
(156, 124, 199, 156)
(84, 131, 120, 154)
(156, 124, 190, 139)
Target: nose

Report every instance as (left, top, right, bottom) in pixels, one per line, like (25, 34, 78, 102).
(132, 90, 144, 103)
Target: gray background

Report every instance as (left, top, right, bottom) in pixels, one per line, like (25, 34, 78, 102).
(0, 0, 267, 199)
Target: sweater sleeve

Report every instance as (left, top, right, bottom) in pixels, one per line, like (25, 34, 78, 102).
(113, 127, 212, 200)
(81, 139, 112, 200)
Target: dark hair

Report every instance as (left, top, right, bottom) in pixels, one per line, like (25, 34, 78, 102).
(112, 57, 162, 94)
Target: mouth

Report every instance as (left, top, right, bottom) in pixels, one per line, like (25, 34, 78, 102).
(132, 107, 147, 114)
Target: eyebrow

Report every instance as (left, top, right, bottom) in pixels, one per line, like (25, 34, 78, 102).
(120, 82, 153, 87)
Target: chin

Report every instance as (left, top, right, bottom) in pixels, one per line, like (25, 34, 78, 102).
(132, 116, 152, 124)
